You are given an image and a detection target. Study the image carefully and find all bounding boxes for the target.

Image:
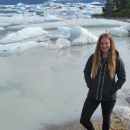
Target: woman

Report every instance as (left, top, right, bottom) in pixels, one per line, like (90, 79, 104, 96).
(80, 33, 126, 130)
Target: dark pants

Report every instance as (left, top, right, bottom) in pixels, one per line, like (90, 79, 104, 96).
(80, 96, 116, 130)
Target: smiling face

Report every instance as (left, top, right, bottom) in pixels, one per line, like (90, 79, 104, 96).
(100, 38, 111, 54)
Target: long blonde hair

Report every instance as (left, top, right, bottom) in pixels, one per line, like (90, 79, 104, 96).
(92, 33, 116, 79)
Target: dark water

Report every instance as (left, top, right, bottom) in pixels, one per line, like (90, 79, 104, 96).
(0, 11, 17, 13)
(0, 0, 105, 5)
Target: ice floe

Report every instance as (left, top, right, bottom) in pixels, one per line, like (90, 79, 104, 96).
(32, 5, 41, 10)
(42, 0, 56, 7)
(6, 19, 128, 31)
(50, 27, 71, 40)
(55, 27, 71, 35)
(70, 26, 98, 45)
(109, 24, 130, 37)
(0, 27, 49, 44)
(0, 42, 48, 54)
(55, 26, 98, 48)
(0, 14, 64, 26)
(0, 27, 4, 30)
(15, 2, 29, 8)
(56, 38, 70, 49)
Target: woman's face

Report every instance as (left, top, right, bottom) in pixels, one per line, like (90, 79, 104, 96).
(100, 38, 110, 53)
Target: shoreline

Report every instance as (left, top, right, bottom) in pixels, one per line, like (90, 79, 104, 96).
(43, 116, 130, 130)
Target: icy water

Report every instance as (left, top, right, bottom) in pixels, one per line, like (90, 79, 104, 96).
(0, 27, 130, 130)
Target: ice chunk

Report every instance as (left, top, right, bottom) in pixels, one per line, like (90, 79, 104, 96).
(109, 28, 128, 37)
(12, 7, 25, 9)
(0, 27, 49, 44)
(56, 38, 70, 49)
(70, 26, 98, 45)
(109, 24, 130, 37)
(15, 2, 29, 8)
(59, 12, 66, 16)
(113, 105, 130, 120)
(41, 15, 64, 22)
(82, 11, 94, 15)
(0, 27, 4, 30)
(56, 27, 71, 35)
(84, 15, 91, 19)
(0, 42, 48, 54)
(42, 1, 55, 7)
(32, 5, 41, 10)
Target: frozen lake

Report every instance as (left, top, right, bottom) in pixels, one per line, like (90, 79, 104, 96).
(0, 1, 130, 129)
(0, 26, 130, 130)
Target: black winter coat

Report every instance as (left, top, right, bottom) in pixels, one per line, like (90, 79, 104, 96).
(84, 50, 126, 101)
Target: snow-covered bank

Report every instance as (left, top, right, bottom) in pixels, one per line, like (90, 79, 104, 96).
(0, 42, 48, 54)
(112, 89, 130, 120)
(0, 27, 48, 44)
(6, 19, 128, 31)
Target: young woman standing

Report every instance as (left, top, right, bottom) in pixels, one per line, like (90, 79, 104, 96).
(80, 33, 126, 130)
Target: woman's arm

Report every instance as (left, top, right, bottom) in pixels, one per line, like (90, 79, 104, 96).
(112, 58, 126, 93)
(83, 54, 93, 88)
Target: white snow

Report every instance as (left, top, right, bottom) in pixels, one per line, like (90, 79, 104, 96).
(0, 27, 49, 44)
(6, 19, 128, 31)
(0, 42, 48, 54)
(109, 24, 130, 37)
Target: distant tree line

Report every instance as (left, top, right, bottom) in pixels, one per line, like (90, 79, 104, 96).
(102, 0, 130, 18)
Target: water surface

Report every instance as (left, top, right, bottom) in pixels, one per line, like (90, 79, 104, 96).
(0, 27, 130, 130)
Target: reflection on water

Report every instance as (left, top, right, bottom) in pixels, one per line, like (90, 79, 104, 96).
(126, 38, 130, 51)
(56, 44, 95, 58)
(0, 31, 130, 130)
(56, 47, 70, 59)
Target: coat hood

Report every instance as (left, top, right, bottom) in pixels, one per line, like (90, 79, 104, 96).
(115, 49, 119, 57)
